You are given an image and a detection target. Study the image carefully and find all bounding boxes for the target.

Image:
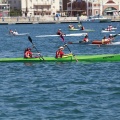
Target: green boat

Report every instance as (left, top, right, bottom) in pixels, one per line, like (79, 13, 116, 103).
(0, 54, 120, 62)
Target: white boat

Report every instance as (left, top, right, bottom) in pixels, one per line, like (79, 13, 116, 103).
(111, 27, 117, 30)
(8, 33, 29, 36)
(101, 30, 115, 33)
(80, 15, 111, 23)
(36, 33, 87, 37)
(110, 33, 120, 36)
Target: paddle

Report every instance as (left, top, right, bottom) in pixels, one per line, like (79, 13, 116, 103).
(62, 42, 78, 62)
(112, 32, 120, 37)
(28, 36, 44, 61)
(68, 41, 83, 44)
(63, 43, 78, 62)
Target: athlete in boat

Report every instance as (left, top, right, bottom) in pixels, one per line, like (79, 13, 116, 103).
(81, 26, 85, 30)
(82, 34, 89, 42)
(56, 29, 65, 41)
(24, 48, 32, 58)
(24, 48, 40, 58)
(55, 45, 72, 58)
(13, 30, 18, 35)
(108, 34, 114, 43)
(9, 29, 13, 34)
(69, 24, 74, 29)
(101, 36, 110, 44)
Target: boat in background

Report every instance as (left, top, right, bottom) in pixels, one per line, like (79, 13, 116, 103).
(36, 33, 87, 37)
(0, 54, 120, 62)
(101, 30, 115, 33)
(80, 15, 111, 23)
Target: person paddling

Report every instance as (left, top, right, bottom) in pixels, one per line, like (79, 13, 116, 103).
(55, 45, 72, 58)
(81, 26, 85, 30)
(13, 29, 18, 35)
(108, 34, 114, 43)
(69, 24, 74, 29)
(82, 34, 89, 42)
(9, 29, 13, 34)
(56, 29, 65, 41)
(24, 48, 40, 58)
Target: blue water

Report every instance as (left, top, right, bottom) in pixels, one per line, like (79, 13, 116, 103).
(0, 22, 120, 120)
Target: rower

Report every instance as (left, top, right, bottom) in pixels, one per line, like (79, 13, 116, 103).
(101, 36, 110, 44)
(56, 29, 65, 41)
(9, 29, 13, 34)
(57, 29, 64, 36)
(82, 34, 89, 42)
(55, 45, 72, 58)
(13, 30, 18, 35)
(81, 26, 85, 30)
(24, 48, 40, 58)
(24, 48, 32, 58)
(69, 24, 74, 29)
(108, 34, 114, 43)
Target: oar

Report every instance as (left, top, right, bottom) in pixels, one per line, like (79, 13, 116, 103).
(63, 42, 78, 62)
(28, 36, 44, 61)
(68, 41, 83, 44)
(112, 32, 120, 37)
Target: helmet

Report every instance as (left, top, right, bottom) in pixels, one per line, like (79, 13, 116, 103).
(58, 29, 61, 31)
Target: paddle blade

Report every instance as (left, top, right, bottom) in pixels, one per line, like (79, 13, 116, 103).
(28, 36, 33, 43)
(113, 33, 120, 37)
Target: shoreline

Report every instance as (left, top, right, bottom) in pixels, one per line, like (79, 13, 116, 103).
(0, 16, 120, 25)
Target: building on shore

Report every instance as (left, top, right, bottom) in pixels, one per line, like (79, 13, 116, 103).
(7, 0, 61, 17)
(64, 0, 120, 17)
(0, 0, 10, 17)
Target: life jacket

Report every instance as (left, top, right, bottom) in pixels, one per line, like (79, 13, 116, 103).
(24, 51, 32, 58)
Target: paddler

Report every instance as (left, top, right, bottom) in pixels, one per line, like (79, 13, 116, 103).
(69, 24, 74, 29)
(57, 29, 64, 36)
(55, 45, 72, 58)
(24, 48, 40, 58)
(9, 29, 13, 34)
(13, 29, 18, 35)
(56, 29, 65, 41)
(81, 26, 85, 30)
(82, 34, 89, 42)
(108, 34, 114, 43)
(101, 36, 110, 44)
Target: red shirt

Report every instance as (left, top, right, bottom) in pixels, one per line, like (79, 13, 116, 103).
(55, 50, 64, 58)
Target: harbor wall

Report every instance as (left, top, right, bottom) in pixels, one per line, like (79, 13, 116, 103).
(0, 16, 120, 24)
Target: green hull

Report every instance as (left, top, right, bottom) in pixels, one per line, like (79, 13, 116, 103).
(0, 54, 120, 62)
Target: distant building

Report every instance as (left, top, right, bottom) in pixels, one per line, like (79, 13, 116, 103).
(7, 0, 61, 17)
(63, 0, 120, 16)
(86, 0, 120, 16)
(0, 0, 10, 17)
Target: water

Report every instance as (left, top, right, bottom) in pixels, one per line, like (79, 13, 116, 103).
(0, 22, 120, 120)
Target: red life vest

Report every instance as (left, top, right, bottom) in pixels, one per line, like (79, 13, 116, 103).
(55, 50, 64, 58)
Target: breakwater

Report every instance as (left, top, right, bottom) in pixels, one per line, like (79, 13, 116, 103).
(0, 16, 119, 24)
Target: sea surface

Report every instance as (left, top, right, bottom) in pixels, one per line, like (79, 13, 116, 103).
(0, 22, 120, 120)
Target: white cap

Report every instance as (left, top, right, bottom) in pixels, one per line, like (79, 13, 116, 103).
(59, 29, 61, 30)
(59, 46, 64, 49)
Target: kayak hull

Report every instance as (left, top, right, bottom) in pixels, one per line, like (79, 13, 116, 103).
(92, 40, 109, 45)
(0, 54, 120, 62)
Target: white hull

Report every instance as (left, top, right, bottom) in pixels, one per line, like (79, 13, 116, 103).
(101, 30, 115, 33)
(36, 33, 87, 37)
(8, 33, 29, 36)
